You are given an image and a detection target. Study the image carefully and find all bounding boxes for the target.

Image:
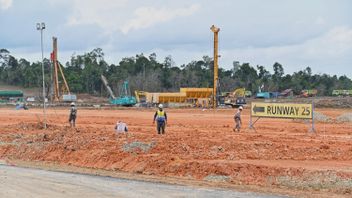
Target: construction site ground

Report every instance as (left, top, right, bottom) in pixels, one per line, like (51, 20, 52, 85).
(0, 107, 352, 197)
(0, 164, 286, 198)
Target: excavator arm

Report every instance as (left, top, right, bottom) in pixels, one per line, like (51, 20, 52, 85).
(101, 75, 116, 99)
(232, 88, 245, 97)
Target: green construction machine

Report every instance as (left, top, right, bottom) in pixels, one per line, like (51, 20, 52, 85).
(0, 90, 24, 103)
(101, 75, 136, 106)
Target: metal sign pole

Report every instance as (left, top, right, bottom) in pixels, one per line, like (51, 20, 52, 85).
(249, 103, 253, 129)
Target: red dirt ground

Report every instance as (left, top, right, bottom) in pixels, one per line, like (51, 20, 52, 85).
(1, 107, 352, 196)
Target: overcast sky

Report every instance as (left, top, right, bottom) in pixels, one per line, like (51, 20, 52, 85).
(0, 0, 351, 76)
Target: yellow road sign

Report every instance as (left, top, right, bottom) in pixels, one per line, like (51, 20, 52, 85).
(251, 102, 313, 119)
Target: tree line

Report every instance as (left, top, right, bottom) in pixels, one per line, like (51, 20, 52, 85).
(1, 48, 351, 97)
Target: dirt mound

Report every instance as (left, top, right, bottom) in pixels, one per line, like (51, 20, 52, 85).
(76, 93, 107, 104)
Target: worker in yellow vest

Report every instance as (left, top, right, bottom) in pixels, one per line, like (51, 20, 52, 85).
(153, 104, 167, 134)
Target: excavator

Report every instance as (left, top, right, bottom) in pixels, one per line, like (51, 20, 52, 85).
(101, 75, 136, 106)
(224, 88, 249, 108)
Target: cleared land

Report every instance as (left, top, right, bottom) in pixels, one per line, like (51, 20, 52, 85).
(0, 107, 352, 197)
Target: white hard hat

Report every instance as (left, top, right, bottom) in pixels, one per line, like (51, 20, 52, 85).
(70, 102, 75, 106)
(158, 104, 163, 108)
(239, 106, 243, 110)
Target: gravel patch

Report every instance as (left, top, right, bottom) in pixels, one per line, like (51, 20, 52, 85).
(204, 174, 231, 182)
(122, 141, 156, 153)
(276, 172, 352, 192)
(314, 112, 332, 123)
(336, 113, 352, 123)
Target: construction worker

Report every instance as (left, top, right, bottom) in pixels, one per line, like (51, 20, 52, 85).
(115, 121, 128, 132)
(69, 102, 77, 127)
(115, 120, 128, 138)
(153, 104, 167, 134)
(233, 106, 243, 132)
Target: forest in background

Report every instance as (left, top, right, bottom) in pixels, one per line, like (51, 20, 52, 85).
(1, 48, 351, 97)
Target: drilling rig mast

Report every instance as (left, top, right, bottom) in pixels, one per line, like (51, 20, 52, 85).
(51, 37, 70, 101)
(210, 25, 220, 109)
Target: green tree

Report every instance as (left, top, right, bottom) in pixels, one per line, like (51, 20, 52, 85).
(234, 63, 258, 91)
(272, 62, 284, 91)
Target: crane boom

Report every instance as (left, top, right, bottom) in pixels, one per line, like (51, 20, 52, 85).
(101, 75, 116, 99)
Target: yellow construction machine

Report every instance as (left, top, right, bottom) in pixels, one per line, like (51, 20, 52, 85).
(224, 88, 249, 108)
(134, 91, 148, 103)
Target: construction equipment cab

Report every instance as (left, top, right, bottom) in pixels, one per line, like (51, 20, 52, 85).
(224, 88, 247, 108)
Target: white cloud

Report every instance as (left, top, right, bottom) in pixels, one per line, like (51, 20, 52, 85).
(121, 4, 200, 34)
(315, 16, 326, 25)
(65, 0, 200, 35)
(303, 26, 352, 58)
(66, 0, 128, 33)
(220, 26, 352, 75)
(0, 0, 12, 10)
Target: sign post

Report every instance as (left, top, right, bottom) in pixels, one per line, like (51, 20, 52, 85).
(311, 101, 315, 132)
(250, 102, 314, 132)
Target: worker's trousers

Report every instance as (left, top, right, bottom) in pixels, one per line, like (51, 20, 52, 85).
(234, 118, 241, 131)
(157, 121, 166, 134)
(69, 115, 76, 127)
